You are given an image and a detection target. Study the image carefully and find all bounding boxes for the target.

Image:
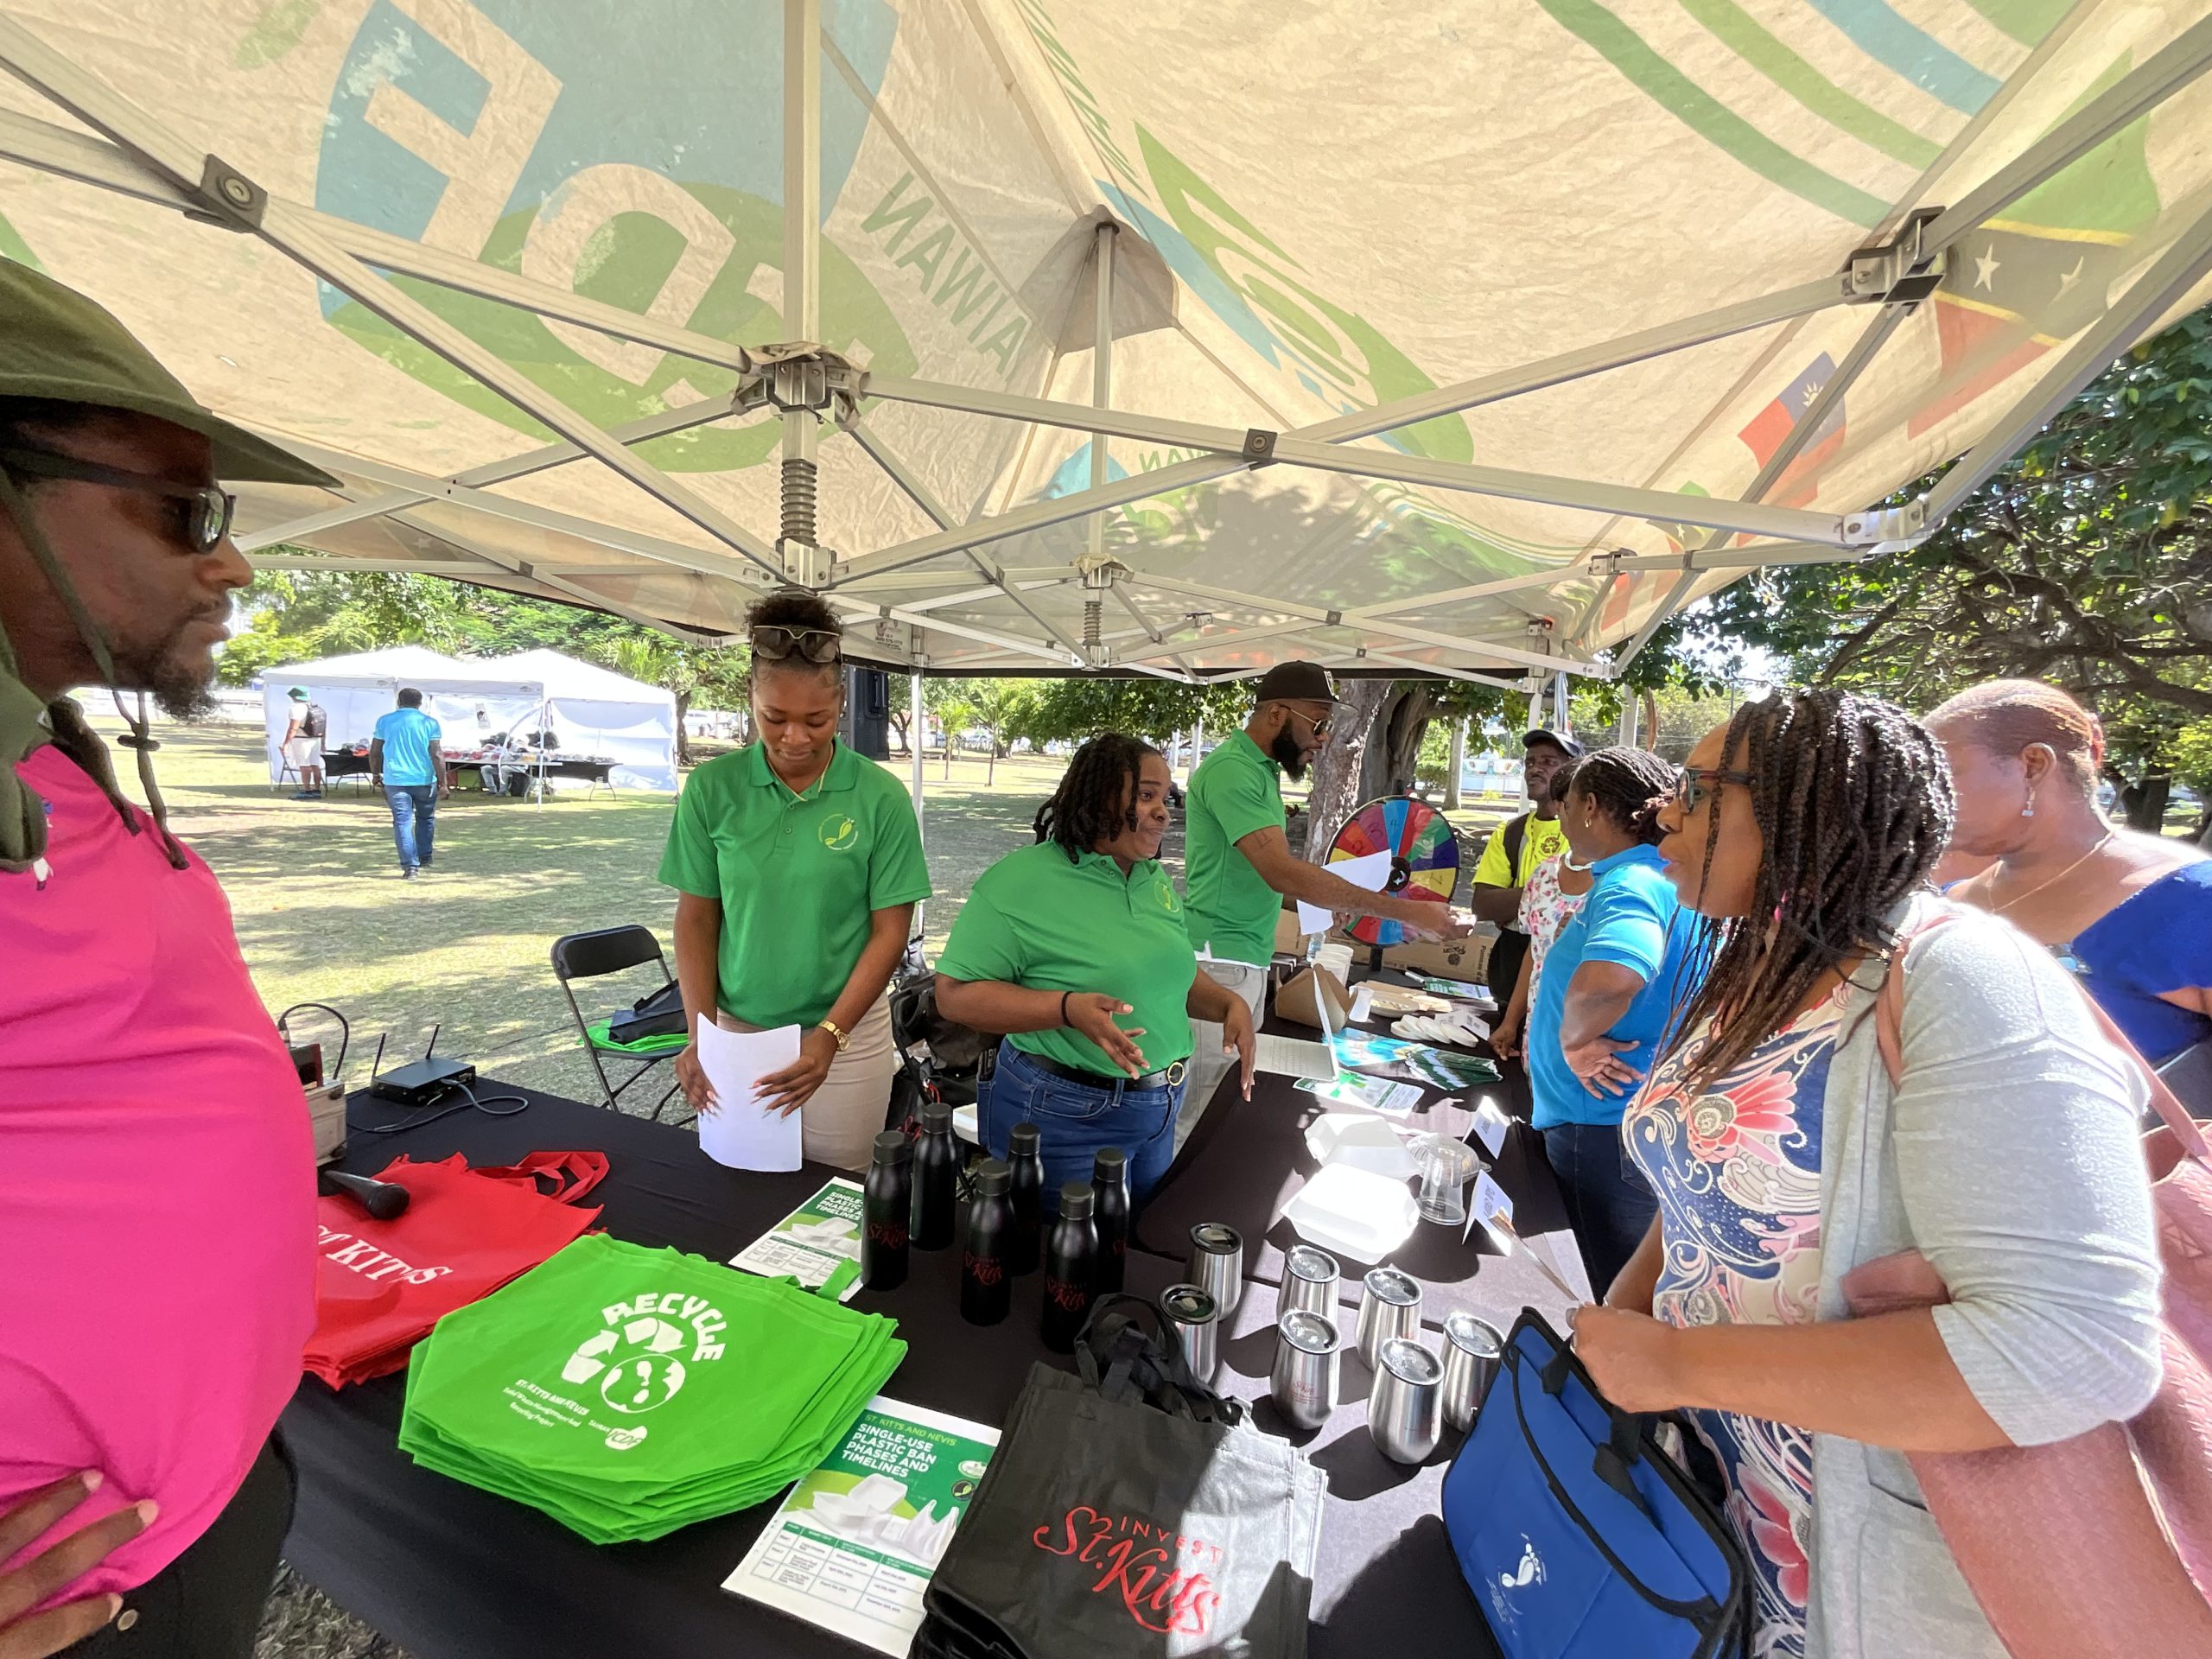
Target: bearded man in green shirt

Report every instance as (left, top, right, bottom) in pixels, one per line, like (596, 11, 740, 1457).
(1180, 662, 1475, 1113)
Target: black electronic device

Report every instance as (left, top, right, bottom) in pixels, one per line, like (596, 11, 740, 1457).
(368, 1025, 477, 1106)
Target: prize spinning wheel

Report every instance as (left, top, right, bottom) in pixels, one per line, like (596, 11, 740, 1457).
(1327, 796, 1460, 946)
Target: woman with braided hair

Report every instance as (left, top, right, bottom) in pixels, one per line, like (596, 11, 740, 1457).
(937, 734, 1256, 1205)
(1527, 744, 1706, 1293)
(1576, 690, 2162, 1659)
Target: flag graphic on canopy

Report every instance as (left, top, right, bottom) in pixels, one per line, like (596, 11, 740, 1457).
(1912, 56, 2164, 438)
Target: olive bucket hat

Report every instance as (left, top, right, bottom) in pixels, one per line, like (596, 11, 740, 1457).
(0, 259, 338, 876)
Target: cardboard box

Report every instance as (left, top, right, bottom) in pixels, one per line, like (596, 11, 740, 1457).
(1275, 903, 1497, 989)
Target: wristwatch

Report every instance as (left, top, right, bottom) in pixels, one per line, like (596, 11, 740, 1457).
(817, 1018, 849, 1052)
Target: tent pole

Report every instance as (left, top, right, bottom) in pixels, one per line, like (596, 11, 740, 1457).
(839, 415, 1089, 663)
(909, 670, 926, 939)
(0, 16, 787, 580)
(1089, 221, 1117, 563)
(781, 0, 823, 584)
(235, 395, 753, 552)
(1923, 15, 2212, 259)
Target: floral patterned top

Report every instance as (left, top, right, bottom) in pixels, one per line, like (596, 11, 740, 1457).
(1622, 985, 1846, 1659)
(1516, 854, 1588, 987)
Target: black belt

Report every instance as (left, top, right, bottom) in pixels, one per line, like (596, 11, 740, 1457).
(1011, 1046, 1187, 1092)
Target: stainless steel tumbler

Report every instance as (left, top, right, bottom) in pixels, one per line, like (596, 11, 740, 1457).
(1185, 1222, 1244, 1318)
(1269, 1309, 1341, 1431)
(1370, 1337, 1445, 1464)
(1440, 1312, 1505, 1433)
(1354, 1267, 1421, 1370)
(1282, 1244, 1341, 1319)
(1159, 1281, 1220, 1384)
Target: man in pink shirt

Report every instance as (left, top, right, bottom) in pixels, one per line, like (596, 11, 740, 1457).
(0, 263, 338, 1656)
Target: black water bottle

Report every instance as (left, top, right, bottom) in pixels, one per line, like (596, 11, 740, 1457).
(861, 1130, 912, 1291)
(1040, 1182, 1097, 1353)
(912, 1105, 959, 1250)
(960, 1160, 1014, 1326)
(1090, 1147, 1130, 1295)
(1007, 1120, 1045, 1275)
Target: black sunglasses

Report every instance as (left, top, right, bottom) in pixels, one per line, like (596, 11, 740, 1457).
(750, 624, 843, 665)
(0, 447, 236, 554)
(1674, 766, 1755, 813)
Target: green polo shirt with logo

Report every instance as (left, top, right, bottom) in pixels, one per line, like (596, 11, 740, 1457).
(1180, 731, 1287, 966)
(658, 741, 931, 1029)
(936, 840, 1198, 1078)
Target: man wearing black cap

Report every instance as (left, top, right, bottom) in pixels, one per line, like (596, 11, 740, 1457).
(1467, 728, 1584, 1034)
(1179, 661, 1473, 1110)
(0, 263, 338, 1656)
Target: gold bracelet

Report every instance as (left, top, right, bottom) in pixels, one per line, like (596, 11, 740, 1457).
(817, 1018, 849, 1052)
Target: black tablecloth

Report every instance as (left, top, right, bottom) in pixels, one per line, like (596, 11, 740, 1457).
(282, 1082, 1499, 1659)
(1136, 978, 1580, 1329)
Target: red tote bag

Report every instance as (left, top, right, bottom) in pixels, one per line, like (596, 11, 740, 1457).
(305, 1150, 608, 1388)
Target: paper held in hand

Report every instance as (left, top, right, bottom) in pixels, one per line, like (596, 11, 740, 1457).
(693, 1020, 804, 1172)
(1297, 849, 1394, 936)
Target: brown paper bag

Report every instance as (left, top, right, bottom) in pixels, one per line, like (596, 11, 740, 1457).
(1275, 966, 1352, 1030)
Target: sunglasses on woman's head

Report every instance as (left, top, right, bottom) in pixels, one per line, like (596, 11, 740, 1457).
(1, 447, 237, 554)
(1674, 766, 1755, 813)
(750, 625, 842, 664)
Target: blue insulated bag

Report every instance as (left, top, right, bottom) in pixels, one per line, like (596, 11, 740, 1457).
(1441, 1311, 1748, 1659)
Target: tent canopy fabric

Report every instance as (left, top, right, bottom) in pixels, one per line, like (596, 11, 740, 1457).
(262, 645, 677, 791)
(3, 2, 2210, 688)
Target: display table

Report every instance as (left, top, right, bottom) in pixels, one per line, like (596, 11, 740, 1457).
(282, 1082, 1509, 1659)
(1140, 969, 1583, 1327)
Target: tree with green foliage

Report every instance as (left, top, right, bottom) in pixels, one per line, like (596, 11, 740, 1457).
(1006, 676, 1248, 747)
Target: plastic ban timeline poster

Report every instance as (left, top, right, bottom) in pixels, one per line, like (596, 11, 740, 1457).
(730, 1178, 866, 1303)
(723, 1395, 1000, 1656)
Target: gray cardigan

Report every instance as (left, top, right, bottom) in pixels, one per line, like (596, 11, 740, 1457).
(1804, 893, 2164, 1659)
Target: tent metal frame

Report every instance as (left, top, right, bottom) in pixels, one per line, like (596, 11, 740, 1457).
(2, 4, 2210, 682)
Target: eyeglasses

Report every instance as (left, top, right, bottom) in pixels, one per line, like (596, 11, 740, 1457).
(750, 624, 842, 664)
(1673, 766, 1755, 814)
(0, 447, 236, 554)
(1283, 707, 1334, 740)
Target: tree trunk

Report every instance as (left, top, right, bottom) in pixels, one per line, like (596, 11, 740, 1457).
(1304, 680, 1393, 864)
(674, 689, 693, 768)
(888, 709, 910, 754)
(1444, 717, 1466, 810)
(986, 743, 995, 786)
(1641, 690, 1659, 750)
(1363, 683, 1437, 799)
(2120, 771, 2172, 834)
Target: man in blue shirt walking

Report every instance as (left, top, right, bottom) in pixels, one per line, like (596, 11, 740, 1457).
(370, 688, 448, 880)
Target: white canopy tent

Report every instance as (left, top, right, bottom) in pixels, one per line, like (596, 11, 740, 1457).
(0, 2, 2209, 694)
(259, 645, 677, 791)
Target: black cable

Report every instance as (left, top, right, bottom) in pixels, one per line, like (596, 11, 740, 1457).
(276, 1001, 351, 1082)
(346, 1077, 531, 1136)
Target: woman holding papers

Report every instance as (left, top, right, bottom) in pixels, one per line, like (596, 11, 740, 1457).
(936, 735, 1257, 1207)
(1574, 690, 2161, 1659)
(660, 592, 931, 1170)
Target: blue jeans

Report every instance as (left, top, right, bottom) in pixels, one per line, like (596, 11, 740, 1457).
(977, 1041, 1185, 1211)
(384, 785, 437, 871)
(1541, 1122, 1657, 1299)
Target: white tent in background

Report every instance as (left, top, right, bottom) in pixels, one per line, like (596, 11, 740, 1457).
(260, 645, 677, 791)
(2, 3, 2210, 694)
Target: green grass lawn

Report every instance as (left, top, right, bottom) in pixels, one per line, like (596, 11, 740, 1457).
(100, 721, 1522, 1112)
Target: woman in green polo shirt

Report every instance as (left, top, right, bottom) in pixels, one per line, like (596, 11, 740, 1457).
(935, 734, 1257, 1205)
(659, 592, 931, 1170)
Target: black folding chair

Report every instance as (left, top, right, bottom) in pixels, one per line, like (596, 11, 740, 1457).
(550, 925, 688, 1122)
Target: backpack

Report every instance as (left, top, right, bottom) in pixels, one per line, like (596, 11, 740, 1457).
(302, 701, 327, 739)
(1502, 810, 1529, 884)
